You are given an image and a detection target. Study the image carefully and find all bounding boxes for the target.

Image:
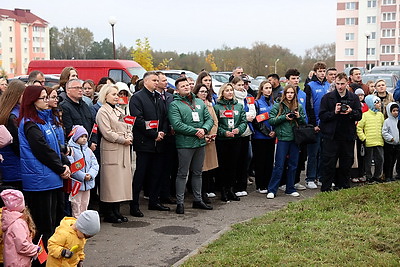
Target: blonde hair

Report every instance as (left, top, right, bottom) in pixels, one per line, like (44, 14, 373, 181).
(23, 207, 36, 239)
(217, 83, 235, 101)
(97, 84, 119, 104)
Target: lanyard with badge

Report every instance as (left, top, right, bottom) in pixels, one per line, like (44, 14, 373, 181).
(181, 100, 200, 122)
(223, 104, 235, 128)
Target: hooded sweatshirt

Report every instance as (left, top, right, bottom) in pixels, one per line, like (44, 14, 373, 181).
(2, 208, 38, 266)
(234, 89, 256, 137)
(382, 102, 400, 145)
(356, 95, 384, 147)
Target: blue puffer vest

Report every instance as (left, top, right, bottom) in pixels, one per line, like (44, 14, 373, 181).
(18, 110, 63, 191)
(0, 106, 21, 182)
(297, 87, 308, 123)
(253, 96, 274, 140)
(307, 80, 329, 125)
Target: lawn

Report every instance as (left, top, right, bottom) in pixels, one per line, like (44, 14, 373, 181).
(183, 182, 400, 266)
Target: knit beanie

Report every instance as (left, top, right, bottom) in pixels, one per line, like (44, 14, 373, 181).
(76, 210, 100, 236)
(0, 189, 25, 212)
(72, 125, 88, 142)
(354, 88, 365, 95)
(365, 95, 380, 112)
(390, 103, 399, 112)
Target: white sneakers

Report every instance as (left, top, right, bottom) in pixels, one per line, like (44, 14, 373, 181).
(256, 189, 268, 194)
(306, 181, 318, 189)
(207, 192, 216, 198)
(286, 192, 300, 197)
(266, 193, 275, 199)
(295, 183, 307, 190)
(235, 191, 248, 197)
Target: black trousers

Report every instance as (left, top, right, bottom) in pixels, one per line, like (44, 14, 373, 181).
(252, 138, 275, 190)
(131, 151, 163, 208)
(216, 138, 242, 189)
(234, 136, 250, 192)
(383, 143, 400, 179)
(159, 143, 178, 199)
(321, 138, 354, 191)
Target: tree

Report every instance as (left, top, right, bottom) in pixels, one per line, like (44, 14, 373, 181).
(205, 54, 218, 71)
(131, 38, 154, 70)
(302, 43, 336, 74)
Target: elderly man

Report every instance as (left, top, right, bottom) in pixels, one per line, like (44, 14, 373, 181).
(229, 66, 244, 82)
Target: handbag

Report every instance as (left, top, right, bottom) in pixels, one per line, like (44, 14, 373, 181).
(0, 125, 13, 148)
(293, 124, 317, 146)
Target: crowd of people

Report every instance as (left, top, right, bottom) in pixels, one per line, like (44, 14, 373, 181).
(0, 62, 399, 265)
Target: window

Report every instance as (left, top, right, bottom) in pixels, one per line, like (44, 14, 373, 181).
(368, 0, 377, 7)
(345, 64, 354, 69)
(345, 18, 356, 25)
(24, 58, 28, 63)
(381, 61, 395, 66)
(367, 16, 376, 23)
(10, 58, 13, 63)
(367, 48, 376, 55)
(41, 48, 45, 52)
(383, 0, 396, 4)
(9, 26, 12, 32)
(381, 45, 395, 54)
(24, 27, 27, 33)
(382, 12, 396, 21)
(345, 48, 354, 56)
(370, 32, 376, 39)
(346, 2, 356, 9)
(382, 29, 396, 37)
(9, 48, 12, 53)
(24, 48, 27, 53)
(345, 33, 355, 40)
(9, 37, 12, 42)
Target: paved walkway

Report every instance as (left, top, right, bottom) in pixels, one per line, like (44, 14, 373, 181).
(84, 178, 320, 267)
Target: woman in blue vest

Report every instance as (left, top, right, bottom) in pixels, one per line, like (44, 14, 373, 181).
(0, 80, 26, 190)
(252, 81, 276, 194)
(18, 85, 71, 247)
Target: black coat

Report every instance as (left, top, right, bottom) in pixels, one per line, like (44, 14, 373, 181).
(319, 89, 362, 141)
(129, 88, 168, 153)
(60, 96, 97, 144)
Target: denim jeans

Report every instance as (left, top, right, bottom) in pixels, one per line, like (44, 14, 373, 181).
(306, 132, 322, 182)
(268, 141, 300, 195)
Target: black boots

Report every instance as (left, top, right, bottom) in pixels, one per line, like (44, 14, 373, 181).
(113, 202, 128, 222)
(221, 187, 240, 202)
(104, 203, 123, 223)
(227, 188, 240, 201)
(176, 204, 184, 214)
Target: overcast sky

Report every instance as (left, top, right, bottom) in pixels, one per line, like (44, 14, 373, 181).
(3, 0, 337, 56)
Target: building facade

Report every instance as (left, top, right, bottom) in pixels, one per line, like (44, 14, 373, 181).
(336, 0, 400, 71)
(0, 8, 49, 77)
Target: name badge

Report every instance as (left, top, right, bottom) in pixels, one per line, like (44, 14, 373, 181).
(192, 112, 200, 122)
(228, 119, 234, 128)
(196, 105, 201, 109)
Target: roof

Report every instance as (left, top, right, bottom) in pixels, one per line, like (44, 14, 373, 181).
(0, 8, 48, 25)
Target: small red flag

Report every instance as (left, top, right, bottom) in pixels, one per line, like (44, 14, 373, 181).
(118, 96, 129, 105)
(37, 236, 48, 264)
(71, 179, 82, 197)
(68, 127, 77, 137)
(256, 112, 269, 122)
(91, 123, 98, 134)
(246, 97, 255, 104)
(70, 158, 85, 174)
(123, 116, 136, 125)
(145, 120, 159, 129)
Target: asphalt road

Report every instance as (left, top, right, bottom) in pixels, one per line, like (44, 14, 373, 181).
(83, 178, 320, 267)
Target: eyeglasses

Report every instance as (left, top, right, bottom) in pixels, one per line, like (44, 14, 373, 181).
(68, 86, 83, 90)
(49, 96, 58, 100)
(37, 96, 49, 101)
(33, 80, 45, 85)
(199, 90, 208, 93)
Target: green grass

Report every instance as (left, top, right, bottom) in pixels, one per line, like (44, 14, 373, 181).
(183, 182, 400, 266)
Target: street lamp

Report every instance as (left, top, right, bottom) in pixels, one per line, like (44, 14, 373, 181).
(365, 31, 371, 70)
(274, 58, 280, 73)
(166, 58, 173, 69)
(108, 16, 117, 59)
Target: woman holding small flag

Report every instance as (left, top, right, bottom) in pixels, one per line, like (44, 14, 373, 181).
(96, 84, 133, 223)
(252, 81, 276, 194)
(18, 85, 71, 249)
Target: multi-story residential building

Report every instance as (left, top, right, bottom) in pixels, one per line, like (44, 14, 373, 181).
(0, 8, 49, 77)
(336, 0, 400, 71)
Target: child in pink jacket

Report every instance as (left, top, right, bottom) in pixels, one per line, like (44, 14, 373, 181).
(1, 189, 38, 266)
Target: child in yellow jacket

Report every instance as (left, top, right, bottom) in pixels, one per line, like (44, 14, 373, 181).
(46, 210, 100, 267)
(357, 95, 385, 183)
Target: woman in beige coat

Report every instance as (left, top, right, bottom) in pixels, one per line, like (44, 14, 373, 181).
(96, 84, 133, 223)
(193, 84, 218, 202)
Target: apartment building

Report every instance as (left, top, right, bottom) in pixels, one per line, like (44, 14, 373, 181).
(0, 8, 49, 77)
(336, 0, 400, 71)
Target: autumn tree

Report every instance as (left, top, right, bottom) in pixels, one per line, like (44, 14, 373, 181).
(205, 54, 218, 71)
(131, 38, 154, 70)
(302, 43, 336, 75)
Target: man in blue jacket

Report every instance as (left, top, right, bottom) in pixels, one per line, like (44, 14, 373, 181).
(304, 62, 330, 189)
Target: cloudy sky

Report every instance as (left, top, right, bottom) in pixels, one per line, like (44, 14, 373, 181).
(3, 0, 337, 56)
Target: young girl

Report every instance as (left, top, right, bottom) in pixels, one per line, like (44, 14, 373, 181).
(382, 102, 400, 182)
(252, 81, 276, 194)
(1, 189, 38, 266)
(267, 85, 306, 199)
(68, 125, 99, 218)
(356, 95, 385, 183)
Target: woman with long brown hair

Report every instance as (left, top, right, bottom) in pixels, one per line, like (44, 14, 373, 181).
(266, 85, 306, 199)
(0, 80, 26, 189)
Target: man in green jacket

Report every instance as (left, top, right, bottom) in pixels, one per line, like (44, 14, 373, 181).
(168, 77, 214, 214)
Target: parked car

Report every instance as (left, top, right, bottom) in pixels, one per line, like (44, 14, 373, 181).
(362, 73, 399, 94)
(8, 74, 60, 87)
(370, 66, 400, 77)
(210, 72, 230, 83)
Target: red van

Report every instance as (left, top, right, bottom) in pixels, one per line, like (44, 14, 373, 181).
(28, 60, 147, 84)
